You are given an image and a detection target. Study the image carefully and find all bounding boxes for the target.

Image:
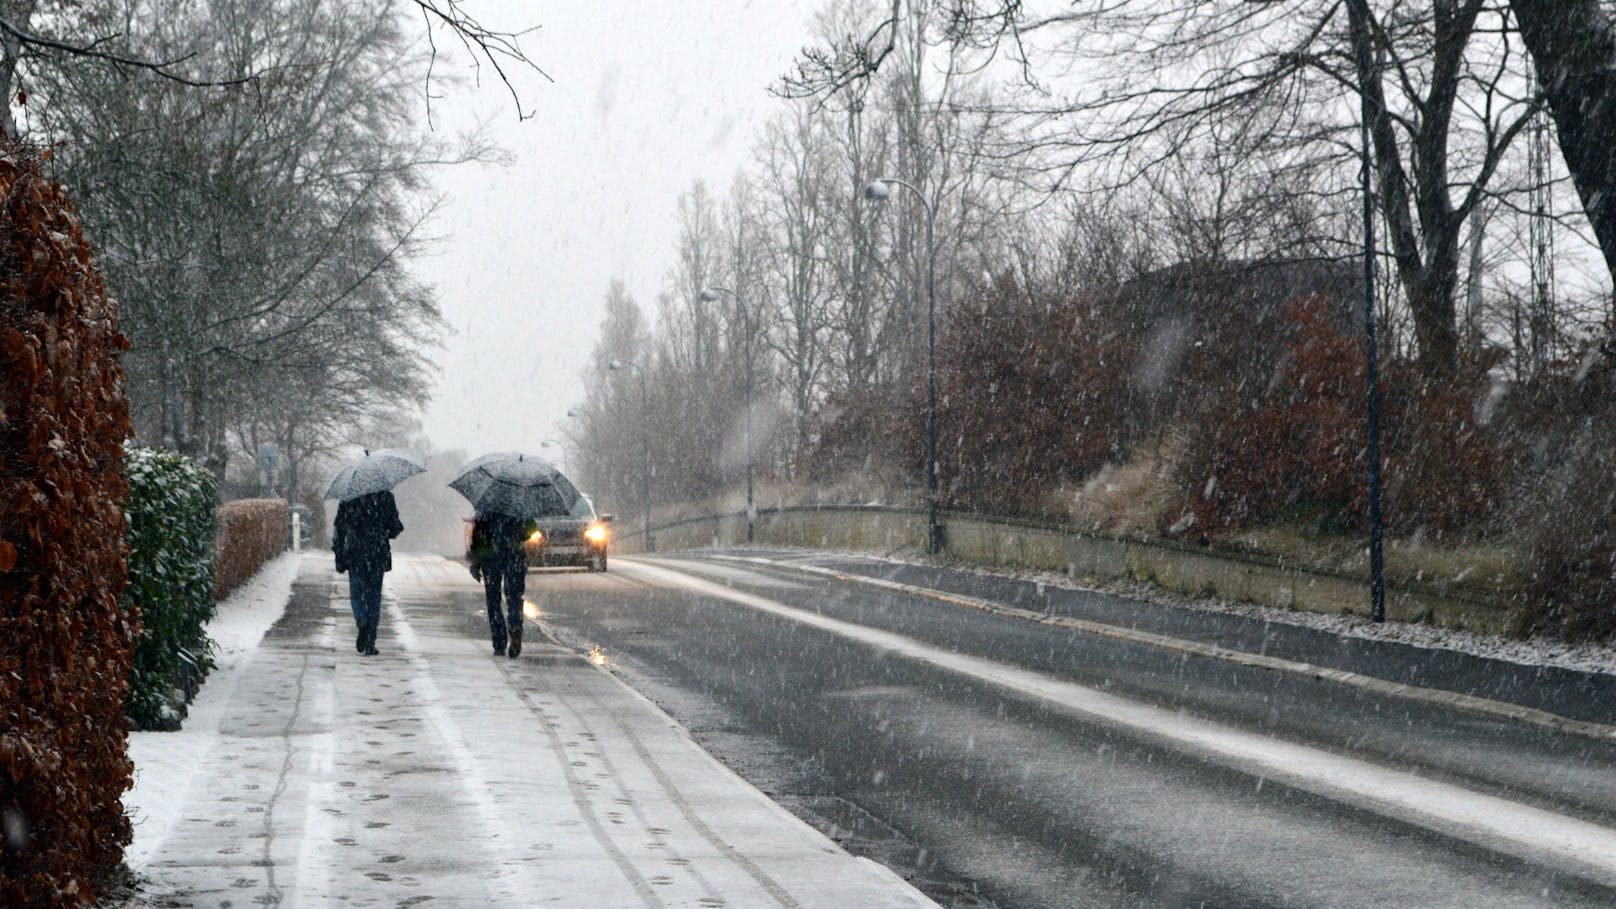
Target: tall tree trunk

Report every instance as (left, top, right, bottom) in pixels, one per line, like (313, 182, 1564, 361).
(1511, 0, 1616, 291)
(0, 1, 38, 139)
(1349, 0, 1477, 384)
(1410, 263, 1460, 381)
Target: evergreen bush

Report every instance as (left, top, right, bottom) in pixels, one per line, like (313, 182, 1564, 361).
(122, 445, 218, 730)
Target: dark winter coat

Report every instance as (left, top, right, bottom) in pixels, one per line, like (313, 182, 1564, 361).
(468, 511, 535, 575)
(333, 490, 404, 575)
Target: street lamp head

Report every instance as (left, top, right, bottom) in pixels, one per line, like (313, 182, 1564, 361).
(608, 359, 626, 371)
(698, 288, 720, 303)
(566, 407, 584, 418)
(863, 179, 893, 201)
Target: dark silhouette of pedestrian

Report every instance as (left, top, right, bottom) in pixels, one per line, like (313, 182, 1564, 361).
(333, 489, 403, 656)
(469, 510, 534, 657)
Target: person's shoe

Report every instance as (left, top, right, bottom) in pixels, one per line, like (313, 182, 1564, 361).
(508, 626, 522, 658)
(365, 645, 380, 656)
(493, 644, 506, 656)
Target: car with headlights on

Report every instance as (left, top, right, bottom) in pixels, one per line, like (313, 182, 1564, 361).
(523, 495, 611, 572)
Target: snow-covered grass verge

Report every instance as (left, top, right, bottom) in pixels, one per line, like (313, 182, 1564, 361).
(201, 549, 308, 671)
(755, 546, 1616, 678)
(121, 549, 312, 869)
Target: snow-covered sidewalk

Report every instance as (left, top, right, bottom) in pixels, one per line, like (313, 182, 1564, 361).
(120, 552, 934, 907)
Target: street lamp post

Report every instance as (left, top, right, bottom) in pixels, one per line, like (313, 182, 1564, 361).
(564, 407, 595, 504)
(608, 358, 653, 553)
(540, 438, 567, 475)
(864, 176, 942, 555)
(699, 286, 755, 545)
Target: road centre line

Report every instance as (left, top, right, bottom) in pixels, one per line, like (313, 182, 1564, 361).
(621, 558, 1616, 886)
(709, 554, 1616, 744)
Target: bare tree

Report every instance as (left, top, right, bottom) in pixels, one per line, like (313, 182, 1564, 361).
(574, 280, 650, 518)
(0, 0, 545, 138)
(716, 174, 780, 483)
(789, 0, 1543, 383)
(1509, 0, 1616, 298)
(756, 102, 836, 466)
(823, 90, 894, 397)
(660, 181, 725, 380)
(31, 0, 458, 486)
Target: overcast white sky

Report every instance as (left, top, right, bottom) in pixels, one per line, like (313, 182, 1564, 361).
(413, 1, 814, 461)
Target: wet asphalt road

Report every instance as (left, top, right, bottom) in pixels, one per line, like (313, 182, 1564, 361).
(527, 552, 1616, 909)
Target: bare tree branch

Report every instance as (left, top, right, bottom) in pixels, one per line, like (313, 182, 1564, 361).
(0, 15, 253, 87)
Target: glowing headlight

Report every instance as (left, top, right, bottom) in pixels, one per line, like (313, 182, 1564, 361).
(528, 530, 544, 544)
(584, 524, 608, 544)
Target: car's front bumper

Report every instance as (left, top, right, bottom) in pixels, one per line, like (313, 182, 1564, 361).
(525, 543, 605, 566)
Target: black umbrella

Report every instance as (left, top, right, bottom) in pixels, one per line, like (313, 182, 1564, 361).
(449, 452, 582, 519)
(323, 449, 426, 501)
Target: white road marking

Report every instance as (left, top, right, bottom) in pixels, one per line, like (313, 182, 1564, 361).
(622, 558, 1616, 886)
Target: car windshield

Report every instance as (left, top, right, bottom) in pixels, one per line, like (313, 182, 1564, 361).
(570, 496, 595, 519)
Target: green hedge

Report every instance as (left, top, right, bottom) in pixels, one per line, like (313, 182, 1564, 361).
(123, 445, 218, 730)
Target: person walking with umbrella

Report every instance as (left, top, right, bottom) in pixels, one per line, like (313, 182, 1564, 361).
(467, 509, 535, 657)
(451, 452, 582, 658)
(327, 450, 421, 656)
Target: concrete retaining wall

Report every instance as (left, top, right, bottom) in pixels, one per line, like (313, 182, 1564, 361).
(622, 506, 1513, 634)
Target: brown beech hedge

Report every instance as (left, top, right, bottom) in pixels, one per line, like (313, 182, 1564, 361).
(0, 148, 136, 904)
(214, 498, 288, 600)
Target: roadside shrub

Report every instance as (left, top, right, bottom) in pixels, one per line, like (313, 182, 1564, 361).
(124, 446, 218, 730)
(214, 498, 288, 599)
(1169, 296, 1364, 538)
(1166, 296, 1502, 540)
(1510, 360, 1616, 639)
(1517, 441, 1616, 639)
(1378, 364, 1503, 537)
(810, 379, 916, 488)
(938, 277, 1131, 517)
(0, 146, 136, 907)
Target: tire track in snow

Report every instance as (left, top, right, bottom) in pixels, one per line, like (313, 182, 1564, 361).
(383, 596, 546, 903)
(502, 648, 805, 908)
(499, 668, 666, 907)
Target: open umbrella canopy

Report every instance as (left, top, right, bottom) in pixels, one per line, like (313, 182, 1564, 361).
(449, 452, 583, 519)
(324, 449, 426, 501)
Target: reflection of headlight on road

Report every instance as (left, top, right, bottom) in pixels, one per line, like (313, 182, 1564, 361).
(528, 530, 544, 543)
(522, 598, 541, 620)
(584, 524, 608, 544)
(587, 645, 607, 667)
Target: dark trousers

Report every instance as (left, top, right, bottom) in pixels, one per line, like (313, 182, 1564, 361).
(348, 566, 384, 650)
(482, 554, 526, 650)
